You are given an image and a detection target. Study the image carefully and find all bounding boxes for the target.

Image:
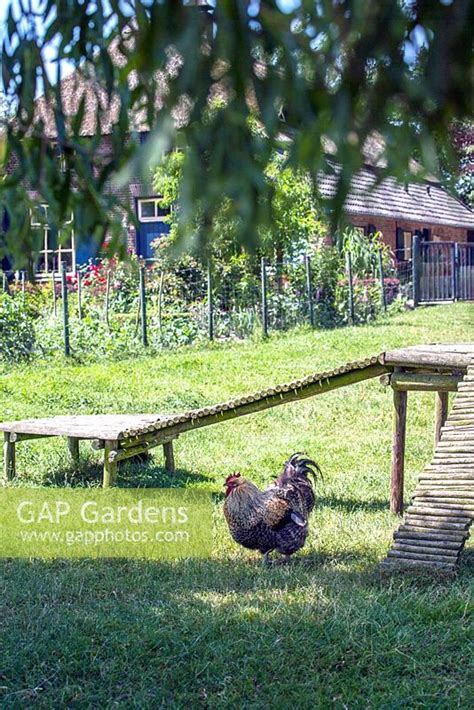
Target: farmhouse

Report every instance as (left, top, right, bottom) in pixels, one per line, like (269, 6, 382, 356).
(319, 159, 474, 261)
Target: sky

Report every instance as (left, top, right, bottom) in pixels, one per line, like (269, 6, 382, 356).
(0, 0, 301, 91)
(0, 0, 428, 95)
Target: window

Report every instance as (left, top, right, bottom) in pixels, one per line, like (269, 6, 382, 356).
(396, 228, 412, 261)
(30, 205, 75, 276)
(137, 198, 170, 222)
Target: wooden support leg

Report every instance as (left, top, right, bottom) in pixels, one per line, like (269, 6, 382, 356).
(3, 433, 16, 481)
(434, 391, 449, 447)
(67, 437, 80, 463)
(390, 389, 407, 515)
(163, 441, 175, 473)
(103, 440, 118, 488)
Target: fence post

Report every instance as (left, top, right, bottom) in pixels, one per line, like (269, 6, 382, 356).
(377, 249, 387, 312)
(21, 271, 26, 293)
(77, 269, 82, 321)
(139, 262, 148, 347)
(2, 272, 8, 293)
(412, 234, 421, 307)
(345, 250, 355, 324)
(304, 254, 315, 327)
(452, 242, 458, 301)
(105, 270, 111, 332)
(61, 262, 70, 356)
(261, 256, 268, 338)
(157, 270, 164, 340)
(207, 260, 214, 341)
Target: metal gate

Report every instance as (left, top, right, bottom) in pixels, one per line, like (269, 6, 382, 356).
(414, 239, 474, 304)
(457, 242, 474, 301)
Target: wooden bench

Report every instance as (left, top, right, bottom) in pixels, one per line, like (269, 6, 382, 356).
(1, 415, 177, 487)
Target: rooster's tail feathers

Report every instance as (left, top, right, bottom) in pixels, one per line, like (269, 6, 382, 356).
(278, 453, 322, 486)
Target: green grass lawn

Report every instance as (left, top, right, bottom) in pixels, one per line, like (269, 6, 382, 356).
(1, 303, 473, 708)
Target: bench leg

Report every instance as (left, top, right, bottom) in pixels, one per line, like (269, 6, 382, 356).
(67, 437, 80, 464)
(103, 439, 118, 488)
(163, 441, 175, 473)
(3, 433, 16, 481)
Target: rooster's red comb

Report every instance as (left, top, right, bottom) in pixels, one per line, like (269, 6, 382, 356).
(225, 472, 241, 484)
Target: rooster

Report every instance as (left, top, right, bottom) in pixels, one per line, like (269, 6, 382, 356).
(223, 453, 321, 563)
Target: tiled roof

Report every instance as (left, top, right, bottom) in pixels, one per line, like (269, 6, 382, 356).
(318, 163, 474, 229)
(33, 38, 189, 138)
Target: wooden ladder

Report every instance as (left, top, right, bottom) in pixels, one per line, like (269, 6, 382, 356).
(381, 361, 474, 574)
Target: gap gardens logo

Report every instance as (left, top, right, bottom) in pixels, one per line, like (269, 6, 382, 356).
(0, 489, 212, 559)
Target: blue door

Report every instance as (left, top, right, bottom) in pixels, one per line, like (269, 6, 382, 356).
(137, 221, 170, 259)
(75, 235, 99, 265)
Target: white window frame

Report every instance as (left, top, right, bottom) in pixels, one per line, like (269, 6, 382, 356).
(402, 230, 413, 260)
(137, 197, 170, 223)
(30, 204, 76, 276)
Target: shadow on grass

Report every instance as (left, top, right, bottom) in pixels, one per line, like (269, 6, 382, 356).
(41, 458, 214, 489)
(1, 504, 472, 703)
(1, 549, 472, 708)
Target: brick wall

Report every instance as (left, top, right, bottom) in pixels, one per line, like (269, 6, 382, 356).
(347, 213, 471, 258)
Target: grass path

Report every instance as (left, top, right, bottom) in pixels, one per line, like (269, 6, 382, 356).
(0, 303, 473, 708)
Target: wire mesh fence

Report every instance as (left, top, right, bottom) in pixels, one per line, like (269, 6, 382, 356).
(1, 251, 408, 359)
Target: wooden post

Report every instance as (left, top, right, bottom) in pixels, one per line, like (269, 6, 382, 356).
(391, 388, 407, 515)
(139, 263, 148, 346)
(21, 271, 26, 293)
(77, 269, 82, 321)
(304, 254, 315, 327)
(157, 270, 164, 340)
(377, 249, 387, 312)
(261, 257, 268, 338)
(345, 251, 355, 324)
(412, 233, 421, 307)
(105, 269, 111, 332)
(163, 441, 175, 473)
(434, 391, 449, 447)
(67, 437, 80, 463)
(103, 440, 118, 487)
(3, 433, 16, 480)
(61, 262, 71, 356)
(207, 260, 213, 341)
(2, 272, 7, 293)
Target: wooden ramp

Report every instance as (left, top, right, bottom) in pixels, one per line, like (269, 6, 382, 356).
(381, 360, 474, 574)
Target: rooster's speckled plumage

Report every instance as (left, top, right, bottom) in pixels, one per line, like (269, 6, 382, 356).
(223, 454, 321, 559)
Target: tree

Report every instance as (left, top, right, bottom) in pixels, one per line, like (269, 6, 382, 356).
(153, 148, 325, 263)
(452, 120, 474, 208)
(1, 0, 472, 267)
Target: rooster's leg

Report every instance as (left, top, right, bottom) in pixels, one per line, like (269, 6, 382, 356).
(262, 551, 272, 566)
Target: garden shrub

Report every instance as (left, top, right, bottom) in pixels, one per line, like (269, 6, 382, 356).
(0, 292, 36, 360)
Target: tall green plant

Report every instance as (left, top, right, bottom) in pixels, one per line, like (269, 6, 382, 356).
(339, 227, 393, 277)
